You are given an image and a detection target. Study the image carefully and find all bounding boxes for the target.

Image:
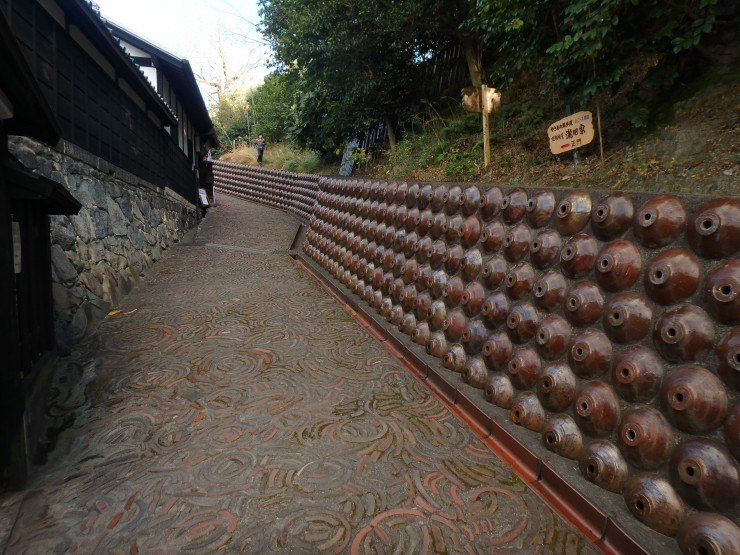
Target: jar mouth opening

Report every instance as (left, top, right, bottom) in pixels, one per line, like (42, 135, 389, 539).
(557, 201, 571, 218)
(696, 212, 720, 236)
(660, 322, 685, 344)
(713, 282, 736, 303)
(592, 204, 610, 223)
(639, 209, 656, 228)
(571, 343, 590, 361)
(621, 424, 642, 446)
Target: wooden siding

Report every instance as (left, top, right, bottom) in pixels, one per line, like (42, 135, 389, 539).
(0, 0, 197, 203)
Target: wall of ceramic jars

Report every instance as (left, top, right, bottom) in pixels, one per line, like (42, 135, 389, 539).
(212, 161, 319, 221)
(302, 178, 740, 554)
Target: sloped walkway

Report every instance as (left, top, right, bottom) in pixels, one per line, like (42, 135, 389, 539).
(1, 194, 599, 554)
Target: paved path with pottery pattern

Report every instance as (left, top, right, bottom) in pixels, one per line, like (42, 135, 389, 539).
(0, 194, 599, 554)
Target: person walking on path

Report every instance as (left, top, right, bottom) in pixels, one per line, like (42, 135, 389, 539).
(255, 133, 266, 166)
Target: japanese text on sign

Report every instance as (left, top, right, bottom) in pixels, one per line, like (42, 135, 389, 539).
(546, 111, 595, 154)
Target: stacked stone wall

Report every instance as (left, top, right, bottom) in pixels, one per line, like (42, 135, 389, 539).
(10, 137, 199, 351)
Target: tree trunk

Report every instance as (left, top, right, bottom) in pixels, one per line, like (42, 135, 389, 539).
(385, 117, 397, 150)
(462, 37, 484, 87)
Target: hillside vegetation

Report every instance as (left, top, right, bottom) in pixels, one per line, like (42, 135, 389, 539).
(219, 63, 739, 195)
(215, 0, 739, 195)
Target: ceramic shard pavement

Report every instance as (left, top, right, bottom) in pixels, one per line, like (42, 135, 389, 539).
(1, 193, 601, 554)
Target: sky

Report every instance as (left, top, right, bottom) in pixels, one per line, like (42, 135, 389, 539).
(94, 0, 271, 103)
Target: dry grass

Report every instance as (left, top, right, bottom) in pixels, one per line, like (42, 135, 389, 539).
(218, 142, 332, 174)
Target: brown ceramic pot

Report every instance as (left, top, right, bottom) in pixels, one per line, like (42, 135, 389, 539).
(445, 185, 464, 216)
(460, 248, 483, 281)
(481, 220, 506, 253)
(505, 262, 535, 300)
(418, 184, 433, 210)
(534, 314, 572, 360)
(633, 194, 687, 248)
(506, 302, 540, 344)
(660, 365, 728, 434)
(526, 190, 557, 228)
(463, 356, 489, 388)
(573, 381, 620, 437)
(502, 187, 529, 224)
(542, 414, 584, 460)
(603, 292, 653, 344)
(480, 292, 510, 329)
(617, 406, 672, 470)
(591, 192, 634, 240)
(569, 328, 613, 379)
(677, 511, 740, 555)
(426, 331, 448, 359)
(623, 474, 684, 536)
(612, 345, 664, 403)
(482, 256, 508, 289)
(580, 440, 629, 493)
(556, 191, 592, 235)
(560, 233, 599, 278)
(594, 239, 642, 292)
(670, 438, 739, 512)
(533, 270, 568, 312)
(687, 197, 740, 259)
(537, 362, 577, 412)
(564, 280, 604, 326)
(530, 228, 562, 269)
(430, 184, 449, 212)
(443, 275, 465, 307)
(480, 186, 504, 220)
(442, 307, 467, 342)
(485, 372, 515, 408)
(715, 328, 740, 390)
(652, 304, 715, 363)
(461, 281, 486, 316)
(643, 248, 701, 305)
(503, 223, 532, 262)
(507, 346, 542, 389)
(702, 259, 740, 325)
(462, 186, 483, 216)
(461, 319, 488, 355)
(510, 391, 547, 432)
(460, 215, 482, 247)
(443, 343, 467, 373)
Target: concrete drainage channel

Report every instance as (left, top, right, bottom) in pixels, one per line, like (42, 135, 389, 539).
(214, 164, 740, 555)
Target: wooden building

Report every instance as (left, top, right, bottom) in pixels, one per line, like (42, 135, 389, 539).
(0, 0, 218, 204)
(105, 20, 219, 201)
(0, 8, 81, 488)
(0, 0, 218, 486)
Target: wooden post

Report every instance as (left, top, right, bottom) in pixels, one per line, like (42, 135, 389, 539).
(481, 84, 491, 167)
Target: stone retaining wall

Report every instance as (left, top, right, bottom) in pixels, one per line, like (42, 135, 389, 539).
(10, 137, 199, 351)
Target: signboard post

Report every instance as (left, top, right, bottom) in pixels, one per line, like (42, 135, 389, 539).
(481, 85, 491, 167)
(547, 111, 595, 155)
(462, 85, 501, 168)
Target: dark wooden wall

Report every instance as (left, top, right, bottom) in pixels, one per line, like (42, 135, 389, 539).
(0, 0, 197, 203)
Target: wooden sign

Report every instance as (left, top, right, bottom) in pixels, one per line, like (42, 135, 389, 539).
(461, 86, 501, 114)
(547, 111, 595, 154)
(462, 85, 501, 167)
(198, 188, 210, 207)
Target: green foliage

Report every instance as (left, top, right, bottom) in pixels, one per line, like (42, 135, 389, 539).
(258, 0, 479, 155)
(249, 72, 295, 143)
(243, 0, 732, 165)
(212, 87, 251, 148)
